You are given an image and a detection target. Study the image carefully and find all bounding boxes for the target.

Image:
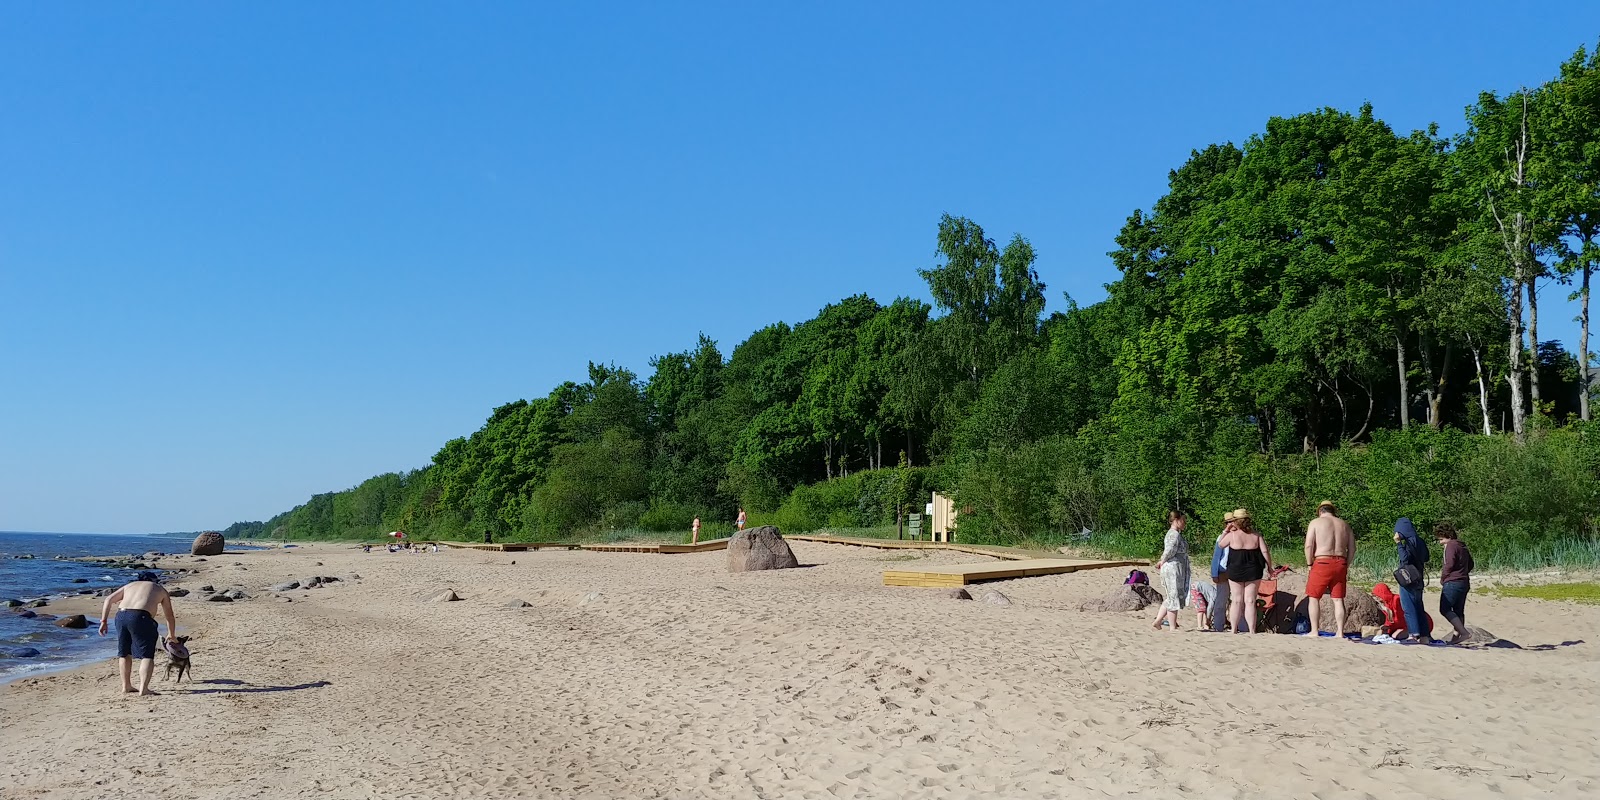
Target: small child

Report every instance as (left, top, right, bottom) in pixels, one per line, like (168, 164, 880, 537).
(1191, 582, 1215, 631)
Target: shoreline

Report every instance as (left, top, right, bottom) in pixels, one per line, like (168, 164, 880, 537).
(4, 539, 1598, 798)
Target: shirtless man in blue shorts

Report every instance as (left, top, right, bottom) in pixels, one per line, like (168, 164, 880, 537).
(97, 571, 177, 696)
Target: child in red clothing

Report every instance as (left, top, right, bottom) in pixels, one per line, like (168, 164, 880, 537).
(1371, 583, 1406, 636)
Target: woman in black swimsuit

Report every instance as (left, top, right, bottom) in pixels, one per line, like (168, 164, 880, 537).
(1220, 508, 1271, 634)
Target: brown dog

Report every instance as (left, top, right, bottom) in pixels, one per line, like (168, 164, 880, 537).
(163, 635, 192, 683)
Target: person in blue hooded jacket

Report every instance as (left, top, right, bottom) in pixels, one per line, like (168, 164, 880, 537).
(1393, 518, 1432, 642)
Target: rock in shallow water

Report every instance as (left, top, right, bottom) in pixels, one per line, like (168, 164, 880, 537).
(5, 647, 42, 658)
(53, 614, 88, 629)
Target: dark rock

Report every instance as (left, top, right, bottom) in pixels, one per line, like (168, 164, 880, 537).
(726, 526, 799, 573)
(299, 576, 323, 589)
(980, 590, 1012, 607)
(225, 589, 247, 600)
(32, 613, 57, 622)
(270, 581, 301, 592)
(54, 614, 88, 629)
(206, 594, 233, 603)
(192, 558, 207, 562)
(76, 589, 94, 595)
(26, 599, 48, 608)
(943, 588, 973, 600)
(2, 599, 21, 607)
(168, 588, 190, 597)
(191, 531, 225, 557)
(6, 647, 42, 658)
(70, 578, 89, 584)
(198, 585, 215, 593)
(12, 609, 37, 619)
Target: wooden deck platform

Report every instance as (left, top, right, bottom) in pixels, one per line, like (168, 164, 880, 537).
(882, 557, 1143, 588)
(783, 534, 1041, 562)
(579, 538, 732, 554)
(433, 541, 582, 552)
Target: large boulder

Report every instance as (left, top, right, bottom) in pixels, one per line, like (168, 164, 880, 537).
(1293, 589, 1385, 634)
(726, 526, 799, 573)
(191, 532, 225, 556)
(53, 614, 88, 629)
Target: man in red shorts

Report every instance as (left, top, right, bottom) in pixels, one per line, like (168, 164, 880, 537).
(1302, 500, 1354, 638)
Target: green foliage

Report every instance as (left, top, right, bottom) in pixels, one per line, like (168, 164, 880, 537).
(232, 48, 1599, 579)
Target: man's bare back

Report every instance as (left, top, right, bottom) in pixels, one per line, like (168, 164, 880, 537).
(115, 580, 170, 614)
(1305, 514, 1354, 560)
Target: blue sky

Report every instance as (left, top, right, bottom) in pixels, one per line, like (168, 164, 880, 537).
(1, 3, 1591, 533)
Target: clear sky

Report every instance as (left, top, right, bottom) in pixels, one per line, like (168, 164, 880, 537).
(1, 3, 1591, 533)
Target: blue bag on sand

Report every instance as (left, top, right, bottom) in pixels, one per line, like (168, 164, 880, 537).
(1294, 615, 1311, 635)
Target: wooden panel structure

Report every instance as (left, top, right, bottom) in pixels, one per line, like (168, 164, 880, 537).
(432, 541, 581, 552)
(930, 492, 957, 542)
(659, 538, 731, 554)
(882, 557, 1143, 588)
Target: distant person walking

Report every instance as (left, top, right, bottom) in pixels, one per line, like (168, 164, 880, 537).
(484, 530, 493, 545)
(1436, 522, 1475, 644)
(691, 517, 702, 545)
(735, 509, 747, 532)
(1150, 512, 1191, 632)
(97, 571, 176, 696)
(1219, 508, 1270, 634)
(1302, 501, 1355, 639)
(1393, 518, 1432, 642)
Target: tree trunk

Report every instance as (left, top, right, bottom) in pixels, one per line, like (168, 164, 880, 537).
(1429, 343, 1453, 429)
(1350, 380, 1376, 442)
(1582, 263, 1592, 422)
(1506, 275, 1528, 438)
(823, 438, 835, 480)
(1395, 334, 1411, 429)
(1527, 278, 1542, 412)
(1471, 344, 1494, 435)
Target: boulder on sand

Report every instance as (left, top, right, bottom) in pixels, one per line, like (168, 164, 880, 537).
(191, 531, 225, 556)
(1293, 589, 1385, 634)
(433, 590, 462, 602)
(726, 526, 799, 573)
(944, 588, 973, 600)
(1079, 584, 1163, 612)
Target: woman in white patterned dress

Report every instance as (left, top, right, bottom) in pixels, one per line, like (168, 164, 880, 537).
(1150, 511, 1191, 631)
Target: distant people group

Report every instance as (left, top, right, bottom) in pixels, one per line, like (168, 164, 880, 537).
(1152, 503, 1474, 644)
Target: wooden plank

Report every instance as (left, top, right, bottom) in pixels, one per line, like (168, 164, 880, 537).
(883, 558, 1143, 587)
(659, 538, 730, 554)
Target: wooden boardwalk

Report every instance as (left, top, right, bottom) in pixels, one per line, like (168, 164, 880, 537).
(579, 538, 731, 554)
(431, 541, 581, 552)
(881, 557, 1143, 588)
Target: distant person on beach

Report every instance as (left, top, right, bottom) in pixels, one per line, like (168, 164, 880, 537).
(1150, 511, 1191, 632)
(1435, 522, 1474, 644)
(735, 509, 747, 532)
(1208, 511, 1236, 632)
(1393, 518, 1432, 642)
(1302, 501, 1355, 639)
(484, 530, 493, 544)
(691, 517, 701, 544)
(97, 570, 176, 696)
(1219, 508, 1270, 634)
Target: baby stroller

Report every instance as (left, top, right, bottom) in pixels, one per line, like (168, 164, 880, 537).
(1256, 565, 1295, 633)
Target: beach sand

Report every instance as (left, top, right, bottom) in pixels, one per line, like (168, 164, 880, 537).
(2, 541, 1596, 799)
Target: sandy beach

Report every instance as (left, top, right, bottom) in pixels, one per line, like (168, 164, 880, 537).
(2, 540, 1597, 799)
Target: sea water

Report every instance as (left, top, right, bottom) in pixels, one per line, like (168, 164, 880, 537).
(0, 530, 239, 682)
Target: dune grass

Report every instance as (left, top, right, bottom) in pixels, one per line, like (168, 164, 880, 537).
(1487, 582, 1600, 605)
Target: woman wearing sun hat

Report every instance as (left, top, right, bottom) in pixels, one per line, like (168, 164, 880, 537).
(1218, 507, 1271, 633)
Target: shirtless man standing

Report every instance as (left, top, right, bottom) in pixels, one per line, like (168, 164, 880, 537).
(97, 571, 177, 695)
(1302, 501, 1355, 638)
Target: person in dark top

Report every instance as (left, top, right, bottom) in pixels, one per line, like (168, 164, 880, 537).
(1435, 522, 1474, 644)
(1218, 508, 1271, 634)
(1393, 518, 1432, 642)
